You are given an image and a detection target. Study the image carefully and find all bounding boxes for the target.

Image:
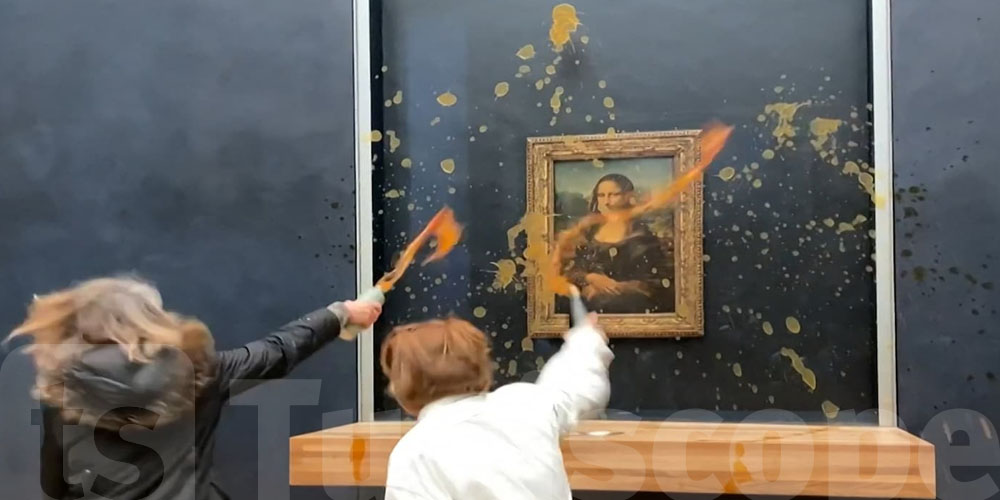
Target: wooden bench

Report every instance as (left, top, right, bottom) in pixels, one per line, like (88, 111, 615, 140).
(290, 420, 935, 498)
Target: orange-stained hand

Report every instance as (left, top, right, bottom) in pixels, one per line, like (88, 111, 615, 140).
(343, 300, 382, 328)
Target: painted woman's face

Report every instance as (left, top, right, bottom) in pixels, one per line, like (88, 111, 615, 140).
(595, 180, 632, 214)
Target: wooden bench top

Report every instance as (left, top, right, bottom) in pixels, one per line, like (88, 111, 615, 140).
(290, 420, 935, 498)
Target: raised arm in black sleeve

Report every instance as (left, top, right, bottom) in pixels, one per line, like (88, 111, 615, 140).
(215, 304, 349, 399)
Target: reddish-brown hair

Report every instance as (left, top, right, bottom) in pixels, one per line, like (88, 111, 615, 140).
(380, 318, 492, 415)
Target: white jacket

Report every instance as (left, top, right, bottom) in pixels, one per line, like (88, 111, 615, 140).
(384, 324, 614, 500)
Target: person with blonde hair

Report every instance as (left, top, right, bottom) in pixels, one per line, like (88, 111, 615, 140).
(380, 313, 612, 500)
(7, 275, 381, 500)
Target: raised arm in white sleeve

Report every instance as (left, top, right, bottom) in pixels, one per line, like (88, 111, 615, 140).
(535, 323, 614, 433)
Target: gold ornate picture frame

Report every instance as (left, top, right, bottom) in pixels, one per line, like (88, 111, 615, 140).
(526, 130, 705, 338)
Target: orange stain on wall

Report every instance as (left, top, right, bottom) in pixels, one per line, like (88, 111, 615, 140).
(549, 4, 581, 52)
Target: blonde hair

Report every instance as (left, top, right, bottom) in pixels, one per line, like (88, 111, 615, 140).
(380, 317, 492, 415)
(7, 276, 215, 428)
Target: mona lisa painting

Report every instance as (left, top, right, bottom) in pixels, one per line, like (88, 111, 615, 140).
(525, 130, 705, 338)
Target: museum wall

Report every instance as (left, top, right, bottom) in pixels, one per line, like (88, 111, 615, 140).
(371, 0, 878, 428)
(0, 1, 359, 499)
(893, 2, 1000, 500)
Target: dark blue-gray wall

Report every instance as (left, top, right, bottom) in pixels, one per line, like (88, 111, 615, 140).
(0, 1, 359, 499)
(372, 0, 877, 425)
(893, 2, 1000, 500)
(367, 0, 1000, 499)
(4, 0, 1000, 499)
(371, 0, 875, 498)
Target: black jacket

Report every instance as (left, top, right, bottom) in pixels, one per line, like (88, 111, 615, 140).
(40, 306, 348, 500)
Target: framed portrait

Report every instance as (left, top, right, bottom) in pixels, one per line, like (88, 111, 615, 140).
(525, 130, 705, 338)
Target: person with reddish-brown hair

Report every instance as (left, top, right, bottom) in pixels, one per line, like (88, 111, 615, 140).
(380, 314, 612, 500)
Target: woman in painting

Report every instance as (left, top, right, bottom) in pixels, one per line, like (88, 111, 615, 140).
(563, 173, 674, 314)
